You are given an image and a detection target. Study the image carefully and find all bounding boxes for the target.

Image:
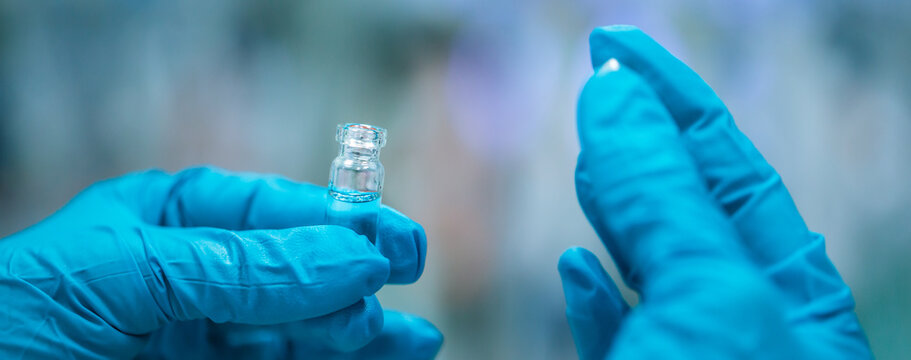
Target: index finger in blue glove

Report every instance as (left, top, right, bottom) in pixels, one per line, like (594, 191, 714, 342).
(105, 225, 390, 334)
(588, 26, 855, 318)
(104, 167, 425, 284)
(588, 25, 811, 267)
(575, 62, 794, 357)
(576, 56, 752, 291)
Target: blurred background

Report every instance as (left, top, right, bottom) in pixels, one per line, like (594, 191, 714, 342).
(0, 1, 909, 358)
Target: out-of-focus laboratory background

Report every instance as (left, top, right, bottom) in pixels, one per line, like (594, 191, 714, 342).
(0, 1, 909, 359)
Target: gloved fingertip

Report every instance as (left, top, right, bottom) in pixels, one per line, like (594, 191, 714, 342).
(558, 247, 602, 291)
(559, 247, 629, 317)
(588, 24, 677, 78)
(377, 206, 427, 284)
(398, 312, 444, 358)
(588, 25, 645, 69)
(322, 296, 385, 352)
(408, 221, 428, 283)
(577, 59, 654, 132)
(590, 24, 645, 44)
(323, 225, 391, 292)
(371, 311, 443, 359)
(559, 246, 600, 265)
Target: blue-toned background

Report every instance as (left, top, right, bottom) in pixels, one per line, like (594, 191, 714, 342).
(0, 1, 908, 358)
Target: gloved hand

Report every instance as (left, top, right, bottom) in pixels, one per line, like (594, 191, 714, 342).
(0, 167, 442, 359)
(558, 25, 871, 359)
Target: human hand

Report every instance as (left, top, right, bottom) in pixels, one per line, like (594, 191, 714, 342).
(558, 26, 871, 359)
(0, 167, 441, 359)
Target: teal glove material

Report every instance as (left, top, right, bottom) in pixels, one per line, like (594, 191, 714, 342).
(0, 167, 441, 359)
(559, 25, 871, 359)
(138, 311, 442, 359)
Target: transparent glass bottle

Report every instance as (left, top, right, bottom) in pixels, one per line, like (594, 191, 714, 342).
(327, 123, 386, 243)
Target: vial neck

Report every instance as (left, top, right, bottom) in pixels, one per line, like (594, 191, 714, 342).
(340, 145, 380, 159)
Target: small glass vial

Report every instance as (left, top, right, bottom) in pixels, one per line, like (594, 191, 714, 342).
(327, 123, 386, 243)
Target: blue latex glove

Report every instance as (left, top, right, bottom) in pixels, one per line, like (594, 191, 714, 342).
(0, 167, 442, 359)
(558, 26, 871, 359)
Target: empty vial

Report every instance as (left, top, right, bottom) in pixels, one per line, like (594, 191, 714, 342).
(327, 123, 386, 243)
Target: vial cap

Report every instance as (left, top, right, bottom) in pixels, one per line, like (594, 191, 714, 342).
(337, 123, 387, 149)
